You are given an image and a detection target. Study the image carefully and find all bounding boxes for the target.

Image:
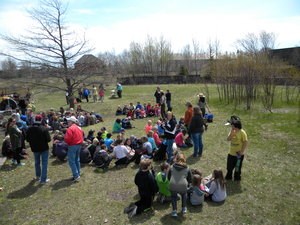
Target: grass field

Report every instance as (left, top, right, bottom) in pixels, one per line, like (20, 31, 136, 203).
(0, 83, 299, 225)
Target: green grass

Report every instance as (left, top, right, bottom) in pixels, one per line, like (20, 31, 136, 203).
(0, 84, 299, 225)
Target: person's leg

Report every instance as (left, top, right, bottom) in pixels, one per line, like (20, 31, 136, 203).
(40, 150, 49, 182)
(181, 192, 187, 213)
(166, 139, 174, 163)
(67, 146, 79, 178)
(234, 155, 244, 181)
(198, 132, 203, 156)
(34, 152, 41, 178)
(225, 154, 236, 180)
(75, 145, 81, 177)
(171, 192, 178, 211)
(191, 133, 199, 157)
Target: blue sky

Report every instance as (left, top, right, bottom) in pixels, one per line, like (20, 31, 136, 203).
(0, 0, 299, 55)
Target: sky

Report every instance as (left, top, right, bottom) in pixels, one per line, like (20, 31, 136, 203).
(0, 0, 299, 57)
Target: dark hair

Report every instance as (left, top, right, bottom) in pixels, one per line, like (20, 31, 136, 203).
(116, 118, 121, 123)
(193, 106, 201, 115)
(192, 174, 202, 186)
(232, 120, 242, 129)
(160, 162, 170, 171)
(106, 133, 112, 138)
(213, 169, 226, 190)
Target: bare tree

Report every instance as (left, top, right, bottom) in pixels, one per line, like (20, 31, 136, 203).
(1, 58, 18, 78)
(0, 0, 95, 108)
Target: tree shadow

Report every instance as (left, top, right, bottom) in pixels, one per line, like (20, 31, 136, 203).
(51, 178, 74, 191)
(226, 180, 243, 196)
(7, 180, 39, 199)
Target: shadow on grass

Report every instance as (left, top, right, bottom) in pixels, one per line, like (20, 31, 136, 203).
(186, 155, 199, 165)
(160, 212, 187, 224)
(51, 159, 66, 165)
(205, 199, 226, 207)
(7, 180, 39, 199)
(226, 180, 242, 196)
(0, 163, 17, 171)
(128, 210, 155, 224)
(51, 178, 74, 191)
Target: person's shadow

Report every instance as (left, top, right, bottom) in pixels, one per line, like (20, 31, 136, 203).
(51, 178, 74, 191)
(226, 180, 243, 196)
(7, 180, 39, 199)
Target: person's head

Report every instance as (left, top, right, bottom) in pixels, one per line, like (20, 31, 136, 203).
(147, 119, 152, 125)
(193, 106, 201, 115)
(115, 139, 123, 145)
(67, 116, 78, 126)
(141, 136, 148, 143)
(106, 133, 112, 139)
(181, 129, 187, 135)
(115, 118, 121, 124)
(139, 158, 152, 171)
(213, 169, 226, 189)
(147, 130, 154, 138)
(34, 114, 43, 124)
(101, 127, 106, 132)
(191, 168, 202, 177)
(124, 138, 131, 145)
(175, 153, 186, 166)
(185, 102, 192, 108)
(166, 111, 173, 120)
(232, 120, 242, 129)
(160, 162, 170, 172)
(100, 144, 107, 150)
(192, 174, 202, 187)
(92, 138, 99, 145)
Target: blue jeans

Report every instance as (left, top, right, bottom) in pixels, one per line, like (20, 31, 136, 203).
(191, 132, 203, 157)
(67, 145, 81, 178)
(165, 139, 174, 163)
(33, 151, 49, 182)
(171, 191, 187, 211)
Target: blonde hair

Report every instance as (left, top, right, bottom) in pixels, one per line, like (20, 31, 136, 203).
(175, 153, 186, 166)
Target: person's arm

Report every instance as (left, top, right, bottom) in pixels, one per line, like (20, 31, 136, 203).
(227, 127, 237, 141)
(238, 139, 248, 155)
(208, 181, 217, 195)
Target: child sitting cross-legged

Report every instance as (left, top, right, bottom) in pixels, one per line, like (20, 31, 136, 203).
(93, 144, 112, 170)
(203, 169, 227, 203)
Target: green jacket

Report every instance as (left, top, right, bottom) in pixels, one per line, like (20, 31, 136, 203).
(155, 172, 171, 197)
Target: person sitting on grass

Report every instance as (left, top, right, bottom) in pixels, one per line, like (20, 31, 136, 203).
(124, 158, 158, 218)
(80, 142, 92, 164)
(155, 162, 171, 204)
(111, 139, 130, 166)
(112, 118, 122, 133)
(188, 174, 205, 206)
(174, 129, 189, 149)
(204, 169, 227, 203)
(93, 144, 112, 170)
(144, 119, 153, 135)
(104, 133, 114, 153)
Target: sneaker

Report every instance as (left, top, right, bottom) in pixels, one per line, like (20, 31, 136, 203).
(17, 162, 25, 166)
(124, 203, 136, 214)
(34, 177, 40, 182)
(182, 207, 187, 214)
(73, 176, 80, 182)
(171, 210, 178, 217)
(128, 205, 137, 218)
(40, 178, 50, 184)
(11, 159, 17, 165)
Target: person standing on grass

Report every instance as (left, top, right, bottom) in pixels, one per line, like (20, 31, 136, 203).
(92, 85, 98, 103)
(166, 90, 172, 111)
(26, 115, 51, 184)
(64, 116, 84, 182)
(154, 86, 162, 105)
(225, 119, 248, 181)
(161, 111, 177, 163)
(168, 153, 192, 217)
(6, 117, 24, 166)
(188, 106, 207, 158)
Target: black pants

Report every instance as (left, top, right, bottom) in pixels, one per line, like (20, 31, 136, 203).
(225, 154, 244, 181)
(13, 147, 22, 164)
(135, 194, 153, 214)
(115, 157, 128, 166)
(117, 90, 122, 98)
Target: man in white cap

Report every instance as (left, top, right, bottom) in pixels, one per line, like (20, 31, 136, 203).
(64, 116, 84, 182)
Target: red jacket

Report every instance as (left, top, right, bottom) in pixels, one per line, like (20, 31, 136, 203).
(64, 124, 84, 146)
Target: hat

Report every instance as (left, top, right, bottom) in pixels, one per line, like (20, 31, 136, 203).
(34, 114, 43, 124)
(198, 93, 205, 97)
(67, 116, 78, 123)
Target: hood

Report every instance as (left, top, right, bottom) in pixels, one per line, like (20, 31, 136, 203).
(173, 163, 187, 171)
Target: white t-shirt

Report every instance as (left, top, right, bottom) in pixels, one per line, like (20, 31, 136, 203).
(112, 145, 129, 159)
(207, 180, 227, 202)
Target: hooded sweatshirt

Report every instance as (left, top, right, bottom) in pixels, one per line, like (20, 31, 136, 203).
(168, 163, 192, 193)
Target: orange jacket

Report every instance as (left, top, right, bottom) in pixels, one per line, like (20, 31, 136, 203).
(184, 107, 193, 126)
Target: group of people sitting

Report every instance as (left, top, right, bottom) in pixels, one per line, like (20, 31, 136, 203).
(124, 154, 227, 218)
(115, 102, 161, 119)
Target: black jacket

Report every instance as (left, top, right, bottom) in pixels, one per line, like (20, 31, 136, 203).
(26, 123, 51, 152)
(188, 114, 207, 134)
(162, 118, 177, 139)
(134, 169, 158, 197)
